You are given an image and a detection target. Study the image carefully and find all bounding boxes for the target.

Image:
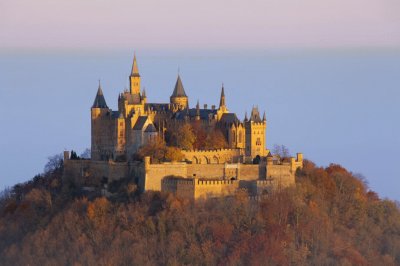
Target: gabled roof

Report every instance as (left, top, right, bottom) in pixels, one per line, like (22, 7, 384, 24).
(92, 85, 108, 108)
(132, 116, 148, 130)
(220, 113, 240, 125)
(144, 123, 157, 133)
(171, 75, 187, 98)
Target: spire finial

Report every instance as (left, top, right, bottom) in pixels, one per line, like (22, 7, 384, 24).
(244, 111, 248, 121)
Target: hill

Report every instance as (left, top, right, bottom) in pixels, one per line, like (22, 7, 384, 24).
(0, 158, 399, 265)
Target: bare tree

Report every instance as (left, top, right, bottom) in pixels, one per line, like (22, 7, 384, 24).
(272, 144, 291, 158)
(43, 153, 63, 174)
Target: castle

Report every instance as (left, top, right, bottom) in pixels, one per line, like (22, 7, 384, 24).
(63, 55, 303, 199)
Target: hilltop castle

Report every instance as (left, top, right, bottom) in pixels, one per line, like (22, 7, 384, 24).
(63, 55, 303, 199)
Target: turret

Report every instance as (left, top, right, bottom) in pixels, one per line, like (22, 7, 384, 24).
(170, 74, 188, 110)
(244, 106, 267, 159)
(130, 54, 141, 95)
(195, 100, 200, 120)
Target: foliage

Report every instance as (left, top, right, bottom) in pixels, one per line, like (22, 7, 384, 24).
(165, 146, 184, 162)
(1, 159, 400, 265)
(205, 129, 228, 149)
(169, 124, 196, 150)
(273, 144, 291, 158)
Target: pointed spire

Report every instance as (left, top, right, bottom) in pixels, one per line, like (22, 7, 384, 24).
(262, 111, 266, 121)
(219, 83, 226, 107)
(92, 81, 108, 108)
(244, 111, 248, 121)
(171, 74, 187, 97)
(131, 53, 140, 77)
(142, 88, 147, 98)
(196, 99, 200, 109)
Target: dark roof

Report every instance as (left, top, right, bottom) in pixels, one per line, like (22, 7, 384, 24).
(144, 124, 157, 133)
(133, 116, 148, 130)
(92, 87, 108, 108)
(123, 92, 141, 104)
(171, 75, 187, 98)
(250, 107, 262, 123)
(220, 113, 240, 124)
(173, 108, 217, 120)
(145, 103, 170, 112)
(111, 111, 120, 119)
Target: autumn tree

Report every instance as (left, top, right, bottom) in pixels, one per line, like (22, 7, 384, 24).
(136, 137, 167, 162)
(169, 123, 196, 150)
(165, 147, 184, 162)
(205, 129, 228, 149)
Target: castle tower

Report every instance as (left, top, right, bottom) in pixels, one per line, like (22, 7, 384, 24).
(130, 54, 141, 95)
(244, 106, 267, 159)
(91, 82, 113, 160)
(170, 75, 188, 111)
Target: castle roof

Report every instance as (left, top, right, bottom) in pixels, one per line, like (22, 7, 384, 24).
(220, 113, 240, 125)
(171, 75, 187, 98)
(92, 84, 108, 109)
(250, 106, 262, 123)
(144, 123, 157, 133)
(173, 108, 217, 120)
(133, 116, 149, 130)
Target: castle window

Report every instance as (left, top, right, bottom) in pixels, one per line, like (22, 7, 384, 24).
(256, 138, 261, 146)
(120, 131, 123, 137)
(120, 122, 123, 126)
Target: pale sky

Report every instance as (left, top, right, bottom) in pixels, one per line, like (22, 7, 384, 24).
(1, 0, 400, 50)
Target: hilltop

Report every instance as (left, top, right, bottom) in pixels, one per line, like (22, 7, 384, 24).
(0, 157, 399, 265)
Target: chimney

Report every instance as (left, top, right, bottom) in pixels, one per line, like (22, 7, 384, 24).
(211, 105, 215, 110)
(204, 104, 208, 109)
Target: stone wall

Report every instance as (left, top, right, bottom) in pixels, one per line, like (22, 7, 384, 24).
(182, 148, 242, 164)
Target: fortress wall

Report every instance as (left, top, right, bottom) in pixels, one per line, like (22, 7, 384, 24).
(63, 159, 129, 186)
(194, 179, 239, 199)
(266, 164, 295, 188)
(144, 162, 188, 191)
(187, 164, 225, 179)
(239, 164, 262, 180)
(176, 180, 195, 199)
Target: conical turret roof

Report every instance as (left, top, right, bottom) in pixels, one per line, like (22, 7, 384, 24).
(92, 82, 108, 108)
(171, 75, 187, 97)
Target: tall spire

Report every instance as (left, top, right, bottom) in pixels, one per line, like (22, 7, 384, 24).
(131, 53, 140, 77)
(171, 75, 187, 97)
(92, 81, 108, 108)
(244, 111, 248, 121)
(219, 83, 226, 107)
(142, 87, 147, 98)
(262, 111, 266, 121)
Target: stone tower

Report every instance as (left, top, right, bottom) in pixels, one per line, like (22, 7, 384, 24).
(216, 84, 229, 121)
(244, 106, 267, 159)
(170, 75, 188, 111)
(91, 82, 114, 160)
(130, 54, 141, 96)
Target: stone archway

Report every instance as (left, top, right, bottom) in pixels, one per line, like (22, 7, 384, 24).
(211, 156, 219, 164)
(202, 156, 209, 164)
(192, 156, 198, 164)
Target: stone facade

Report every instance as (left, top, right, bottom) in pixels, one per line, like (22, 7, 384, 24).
(90, 55, 267, 162)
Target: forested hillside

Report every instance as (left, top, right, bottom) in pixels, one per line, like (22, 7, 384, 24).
(0, 158, 399, 265)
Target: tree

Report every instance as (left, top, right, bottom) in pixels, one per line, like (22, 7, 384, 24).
(43, 153, 63, 174)
(137, 137, 167, 162)
(192, 121, 207, 149)
(205, 129, 228, 149)
(165, 147, 184, 162)
(272, 144, 290, 158)
(80, 148, 91, 159)
(170, 124, 196, 150)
